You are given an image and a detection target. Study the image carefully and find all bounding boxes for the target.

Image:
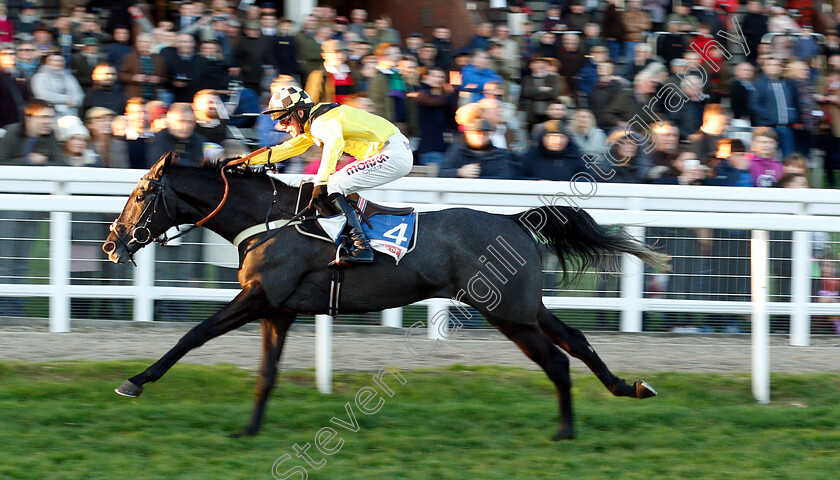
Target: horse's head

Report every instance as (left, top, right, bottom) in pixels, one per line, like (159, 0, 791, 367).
(103, 152, 178, 264)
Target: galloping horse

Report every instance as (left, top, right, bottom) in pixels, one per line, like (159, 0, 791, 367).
(103, 152, 668, 440)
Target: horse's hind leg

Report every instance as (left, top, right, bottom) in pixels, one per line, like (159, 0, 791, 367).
(537, 306, 656, 399)
(115, 286, 270, 397)
(233, 311, 296, 438)
(494, 320, 576, 440)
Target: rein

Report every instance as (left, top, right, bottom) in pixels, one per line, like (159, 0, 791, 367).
(193, 148, 312, 253)
(194, 147, 270, 227)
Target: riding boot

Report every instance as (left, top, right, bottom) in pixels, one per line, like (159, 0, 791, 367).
(329, 194, 374, 267)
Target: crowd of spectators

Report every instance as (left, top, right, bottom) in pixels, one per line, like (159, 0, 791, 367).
(0, 0, 834, 190)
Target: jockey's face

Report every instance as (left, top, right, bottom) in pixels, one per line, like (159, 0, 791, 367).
(280, 112, 303, 137)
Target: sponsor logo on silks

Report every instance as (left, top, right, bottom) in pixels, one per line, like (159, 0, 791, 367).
(345, 154, 390, 176)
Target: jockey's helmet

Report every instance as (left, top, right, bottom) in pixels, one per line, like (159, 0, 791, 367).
(262, 86, 315, 123)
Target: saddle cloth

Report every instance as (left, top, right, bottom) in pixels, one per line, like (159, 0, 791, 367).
(294, 182, 418, 264)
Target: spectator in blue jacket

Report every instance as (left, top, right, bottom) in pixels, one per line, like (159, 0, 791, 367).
(748, 57, 800, 157)
(106, 26, 133, 72)
(793, 26, 819, 60)
(708, 139, 755, 187)
(459, 50, 503, 104)
(227, 83, 261, 129)
(464, 22, 493, 53)
(577, 46, 609, 98)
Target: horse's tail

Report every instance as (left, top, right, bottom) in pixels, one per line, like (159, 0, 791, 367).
(511, 206, 670, 285)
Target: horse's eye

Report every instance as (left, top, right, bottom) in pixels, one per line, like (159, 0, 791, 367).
(135, 195, 145, 203)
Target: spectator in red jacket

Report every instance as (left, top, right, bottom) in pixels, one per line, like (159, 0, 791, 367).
(0, 4, 14, 43)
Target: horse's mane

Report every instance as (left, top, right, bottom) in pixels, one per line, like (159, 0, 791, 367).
(167, 159, 300, 191)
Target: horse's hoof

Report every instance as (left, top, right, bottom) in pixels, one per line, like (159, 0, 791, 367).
(115, 380, 143, 398)
(552, 428, 576, 441)
(635, 380, 658, 399)
(229, 429, 257, 439)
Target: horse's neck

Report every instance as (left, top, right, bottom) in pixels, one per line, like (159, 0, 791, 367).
(171, 170, 296, 244)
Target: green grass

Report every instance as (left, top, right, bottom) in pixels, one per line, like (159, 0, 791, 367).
(0, 362, 838, 479)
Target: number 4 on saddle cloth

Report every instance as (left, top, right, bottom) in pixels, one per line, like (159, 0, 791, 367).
(295, 182, 418, 264)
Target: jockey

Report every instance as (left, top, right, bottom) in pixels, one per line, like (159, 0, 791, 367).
(245, 86, 413, 267)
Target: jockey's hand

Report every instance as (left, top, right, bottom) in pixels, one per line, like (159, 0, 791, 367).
(308, 184, 327, 210)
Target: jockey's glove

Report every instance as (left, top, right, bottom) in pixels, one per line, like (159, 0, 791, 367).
(308, 184, 328, 210)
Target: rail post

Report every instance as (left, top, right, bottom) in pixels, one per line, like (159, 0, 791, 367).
(315, 314, 332, 394)
(751, 230, 770, 404)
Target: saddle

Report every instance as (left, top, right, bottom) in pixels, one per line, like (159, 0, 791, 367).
(295, 182, 415, 219)
(294, 182, 418, 264)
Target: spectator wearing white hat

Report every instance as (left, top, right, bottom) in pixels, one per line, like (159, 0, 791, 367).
(57, 116, 98, 167)
(55, 114, 112, 318)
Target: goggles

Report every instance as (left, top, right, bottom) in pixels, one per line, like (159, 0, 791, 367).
(271, 110, 292, 123)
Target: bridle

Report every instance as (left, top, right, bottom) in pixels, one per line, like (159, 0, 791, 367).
(109, 158, 310, 266)
(109, 173, 178, 265)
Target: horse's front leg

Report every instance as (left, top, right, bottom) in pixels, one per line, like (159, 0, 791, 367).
(115, 285, 271, 397)
(232, 311, 296, 437)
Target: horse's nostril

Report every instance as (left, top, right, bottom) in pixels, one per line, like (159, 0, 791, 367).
(102, 241, 116, 253)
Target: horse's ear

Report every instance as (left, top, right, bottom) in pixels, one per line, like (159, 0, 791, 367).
(150, 151, 176, 177)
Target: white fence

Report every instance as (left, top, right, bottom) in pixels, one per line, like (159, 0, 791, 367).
(4, 166, 840, 339)
(3, 167, 840, 400)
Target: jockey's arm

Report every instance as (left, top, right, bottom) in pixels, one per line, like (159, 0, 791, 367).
(244, 134, 315, 166)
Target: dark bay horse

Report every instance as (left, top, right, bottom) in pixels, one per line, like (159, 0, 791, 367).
(102, 152, 668, 440)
